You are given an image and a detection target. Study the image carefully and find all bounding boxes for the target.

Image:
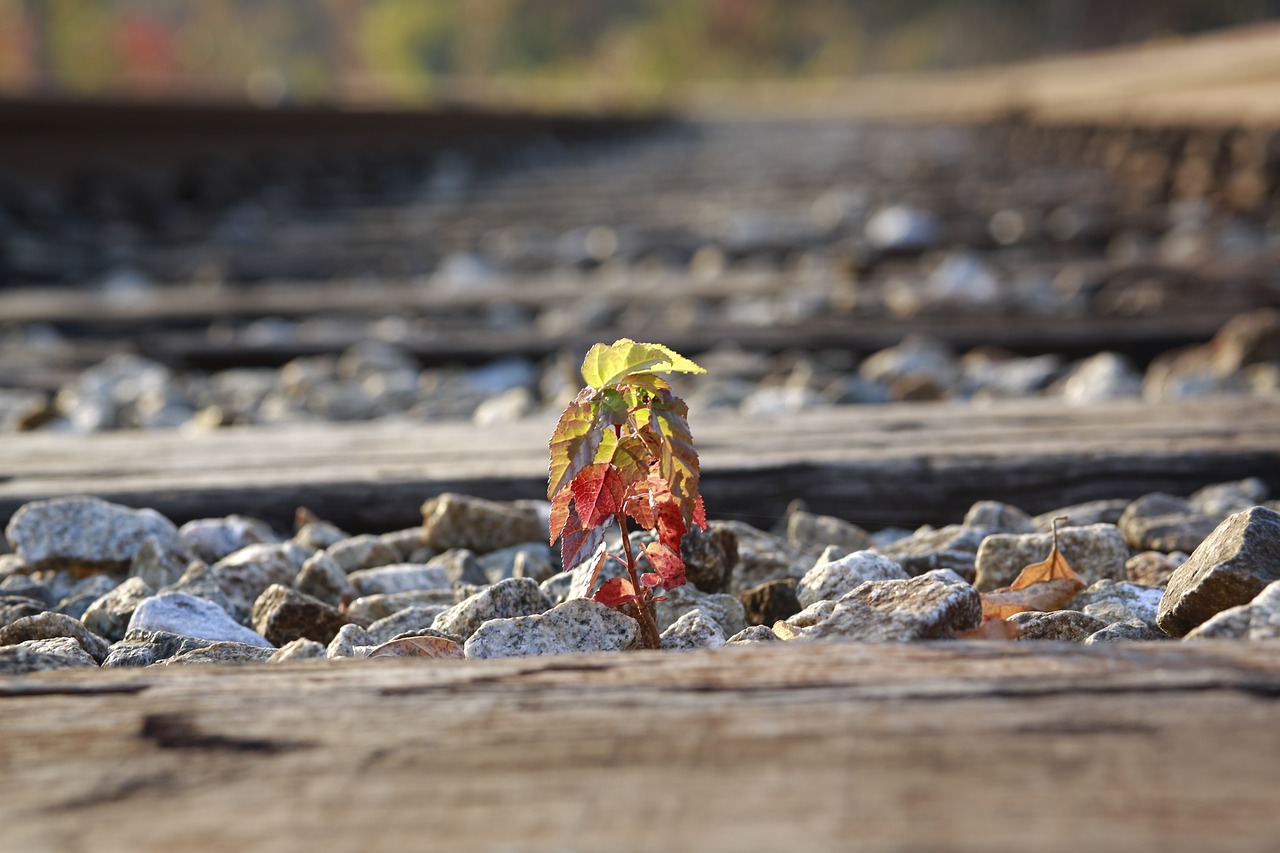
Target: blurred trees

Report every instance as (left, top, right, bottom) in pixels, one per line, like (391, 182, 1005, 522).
(1, 0, 1279, 103)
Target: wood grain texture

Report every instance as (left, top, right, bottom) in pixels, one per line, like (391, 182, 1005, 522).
(2, 640, 1279, 852)
(1, 395, 1277, 532)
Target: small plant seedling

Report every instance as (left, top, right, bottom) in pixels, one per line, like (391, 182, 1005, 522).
(547, 339, 707, 649)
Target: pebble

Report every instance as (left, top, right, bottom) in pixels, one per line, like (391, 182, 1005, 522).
(874, 524, 991, 583)
(1157, 506, 1280, 637)
(268, 638, 328, 662)
(427, 549, 490, 587)
(1009, 609, 1108, 641)
(796, 551, 909, 608)
(780, 569, 982, 642)
(368, 606, 453, 645)
(294, 552, 357, 606)
(158, 561, 239, 618)
(660, 608, 727, 651)
(0, 612, 111, 662)
(179, 515, 279, 563)
(1185, 580, 1280, 640)
(327, 623, 375, 659)
(654, 584, 746, 637)
(972, 523, 1128, 591)
(421, 493, 544, 554)
(347, 563, 452, 597)
(1125, 551, 1185, 587)
(251, 584, 353, 647)
(209, 544, 303, 622)
(432, 578, 553, 642)
(81, 576, 153, 642)
(130, 536, 190, 589)
(725, 625, 780, 645)
(345, 590, 456, 623)
(55, 574, 121, 620)
(162, 642, 277, 666)
(128, 593, 273, 648)
(102, 629, 221, 668)
(1073, 580, 1165, 629)
(1084, 620, 1169, 644)
(0, 641, 99, 674)
(782, 510, 873, 553)
(963, 501, 1036, 535)
(326, 534, 402, 573)
(464, 599, 638, 659)
(477, 543, 554, 584)
(1118, 493, 1222, 552)
(739, 579, 802, 626)
(680, 525, 738, 594)
(714, 520, 811, 595)
(5, 495, 185, 573)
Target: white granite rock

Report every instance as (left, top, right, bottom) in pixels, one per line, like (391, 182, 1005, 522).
(464, 598, 638, 659)
(127, 593, 273, 648)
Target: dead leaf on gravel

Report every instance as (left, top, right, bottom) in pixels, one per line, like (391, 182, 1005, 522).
(366, 636, 464, 660)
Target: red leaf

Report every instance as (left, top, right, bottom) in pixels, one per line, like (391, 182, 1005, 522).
(548, 485, 573, 546)
(560, 506, 610, 570)
(593, 577, 640, 608)
(646, 472, 689, 555)
(571, 463, 626, 529)
(640, 572, 663, 588)
(643, 541, 687, 590)
(692, 494, 707, 530)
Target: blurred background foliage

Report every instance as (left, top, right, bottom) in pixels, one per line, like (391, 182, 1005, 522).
(2, 0, 1280, 106)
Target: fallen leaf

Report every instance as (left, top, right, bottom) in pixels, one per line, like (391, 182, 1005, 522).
(980, 578, 1084, 619)
(1010, 515, 1083, 590)
(956, 617, 1025, 640)
(366, 635, 464, 660)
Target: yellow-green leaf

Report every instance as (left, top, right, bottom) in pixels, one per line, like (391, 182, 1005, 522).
(580, 339, 705, 390)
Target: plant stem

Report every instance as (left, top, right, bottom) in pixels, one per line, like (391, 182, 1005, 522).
(616, 512, 661, 649)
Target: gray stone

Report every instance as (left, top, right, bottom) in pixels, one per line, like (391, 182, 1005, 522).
(539, 570, 575, 606)
(210, 544, 300, 622)
(131, 536, 189, 589)
(102, 629, 220, 667)
(162, 642, 276, 665)
(427, 548, 489, 587)
(0, 611, 111, 662)
(345, 590, 455, 623)
(158, 561, 238, 617)
(432, 578, 553, 642)
(1126, 551, 1185, 587)
(463, 598, 637, 659)
(713, 520, 810, 595)
(327, 623, 374, 659)
(421, 493, 544, 554)
(1118, 493, 1221, 553)
(512, 549, 558, 584)
(294, 552, 356, 607)
(1084, 620, 1169, 644)
(268, 638, 328, 662)
(82, 576, 153, 642)
(973, 524, 1127, 591)
(1158, 506, 1280, 637)
(1186, 581, 1280, 640)
(326, 535, 402, 573)
(5, 495, 184, 573)
(740, 578, 802, 627)
(1009, 609, 1108, 641)
(725, 625, 781, 644)
(128, 593, 273, 647)
(12, 637, 99, 667)
(784, 510, 872, 552)
(781, 570, 981, 642)
(251, 584, 352, 647)
(0, 574, 51, 605)
(0, 641, 99, 674)
(0, 595, 47, 626)
(797, 551, 909, 608)
(681, 524, 738, 594)
(368, 606, 453, 645)
(1074, 580, 1165, 628)
(292, 515, 350, 551)
(1190, 478, 1269, 518)
(55, 574, 120, 620)
(478, 543, 554, 585)
(179, 515, 279, 563)
(379, 528, 429, 562)
(1056, 352, 1142, 403)
(348, 563, 452, 597)
(655, 584, 746, 637)
(660, 608, 726, 650)
(1032, 499, 1129, 531)
(874, 524, 990, 583)
(963, 501, 1035, 534)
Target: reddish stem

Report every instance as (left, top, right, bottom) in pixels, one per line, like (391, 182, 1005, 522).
(616, 511, 661, 649)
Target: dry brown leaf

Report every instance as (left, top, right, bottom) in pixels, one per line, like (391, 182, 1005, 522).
(366, 635, 464, 660)
(973, 517, 1085, 628)
(955, 617, 1024, 640)
(1009, 515, 1084, 590)
(980, 578, 1086, 619)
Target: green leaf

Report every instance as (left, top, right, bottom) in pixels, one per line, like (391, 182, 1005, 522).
(547, 399, 597, 499)
(580, 338, 705, 390)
